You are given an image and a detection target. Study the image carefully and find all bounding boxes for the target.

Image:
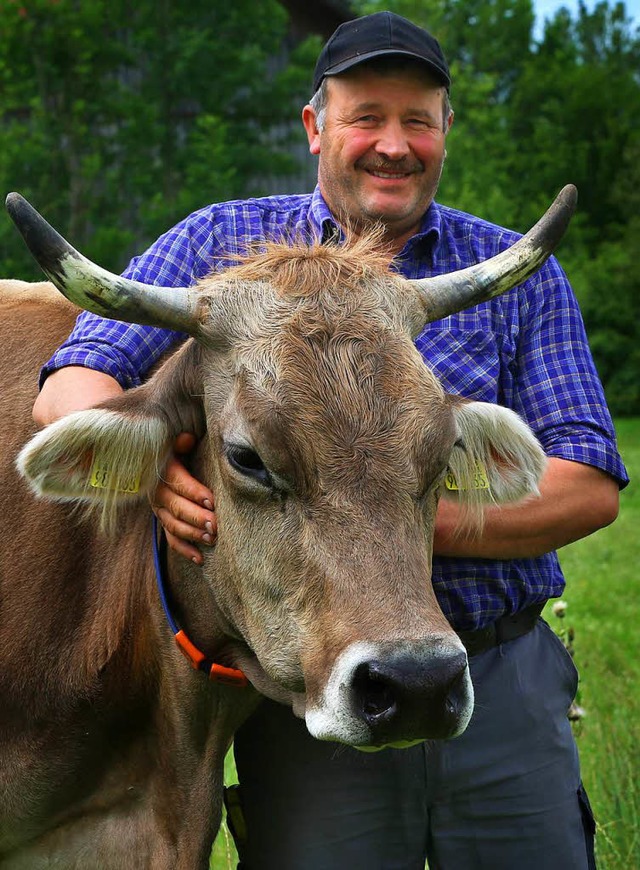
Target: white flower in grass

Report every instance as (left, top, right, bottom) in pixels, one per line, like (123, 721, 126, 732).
(568, 702, 586, 721)
(552, 600, 568, 618)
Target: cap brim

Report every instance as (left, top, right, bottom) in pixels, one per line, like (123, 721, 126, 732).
(320, 49, 450, 89)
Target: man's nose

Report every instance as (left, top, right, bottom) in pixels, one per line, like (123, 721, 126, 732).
(374, 122, 410, 161)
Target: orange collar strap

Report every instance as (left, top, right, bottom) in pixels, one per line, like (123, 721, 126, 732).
(152, 516, 248, 688)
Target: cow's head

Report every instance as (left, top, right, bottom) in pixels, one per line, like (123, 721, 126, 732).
(8, 188, 576, 748)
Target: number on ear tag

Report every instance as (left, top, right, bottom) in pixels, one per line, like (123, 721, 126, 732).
(90, 454, 140, 494)
(445, 461, 490, 492)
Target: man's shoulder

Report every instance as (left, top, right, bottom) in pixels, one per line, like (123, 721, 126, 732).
(185, 192, 315, 229)
(434, 201, 521, 252)
(428, 201, 568, 298)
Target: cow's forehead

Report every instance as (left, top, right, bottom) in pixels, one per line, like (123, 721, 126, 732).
(213, 266, 446, 420)
(197, 233, 426, 343)
(210, 298, 453, 497)
(197, 236, 456, 487)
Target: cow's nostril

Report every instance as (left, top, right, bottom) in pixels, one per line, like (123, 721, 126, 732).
(353, 662, 398, 722)
(349, 650, 471, 742)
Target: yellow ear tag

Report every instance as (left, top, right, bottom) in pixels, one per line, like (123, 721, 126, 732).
(445, 461, 490, 492)
(90, 454, 141, 494)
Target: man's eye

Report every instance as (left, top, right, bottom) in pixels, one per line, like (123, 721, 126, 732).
(226, 445, 271, 487)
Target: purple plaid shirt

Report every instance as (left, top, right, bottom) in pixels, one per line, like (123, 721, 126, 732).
(43, 186, 628, 631)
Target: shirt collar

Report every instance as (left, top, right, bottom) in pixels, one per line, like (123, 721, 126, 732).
(308, 186, 342, 244)
(412, 200, 443, 246)
(308, 185, 443, 254)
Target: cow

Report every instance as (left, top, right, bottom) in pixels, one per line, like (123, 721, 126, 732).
(0, 187, 576, 868)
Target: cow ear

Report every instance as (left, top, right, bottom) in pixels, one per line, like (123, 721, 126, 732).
(444, 400, 546, 510)
(18, 404, 172, 509)
(17, 342, 205, 529)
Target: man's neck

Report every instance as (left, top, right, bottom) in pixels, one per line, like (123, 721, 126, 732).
(344, 222, 421, 259)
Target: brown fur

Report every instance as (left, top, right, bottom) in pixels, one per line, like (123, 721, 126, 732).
(0, 281, 260, 868)
(215, 230, 398, 297)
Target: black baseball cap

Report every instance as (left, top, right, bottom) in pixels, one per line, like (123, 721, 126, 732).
(312, 12, 450, 94)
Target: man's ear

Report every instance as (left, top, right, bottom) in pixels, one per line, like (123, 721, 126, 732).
(302, 105, 322, 155)
(446, 108, 454, 134)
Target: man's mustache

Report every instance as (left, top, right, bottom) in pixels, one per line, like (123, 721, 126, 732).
(357, 159, 424, 174)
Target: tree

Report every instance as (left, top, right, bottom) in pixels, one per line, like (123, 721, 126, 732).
(0, 0, 311, 275)
(507, 1, 640, 235)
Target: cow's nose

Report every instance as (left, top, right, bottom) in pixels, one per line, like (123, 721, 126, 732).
(351, 651, 469, 742)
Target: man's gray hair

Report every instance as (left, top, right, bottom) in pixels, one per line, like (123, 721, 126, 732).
(309, 79, 329, 133)
(309, 64, 452, 134)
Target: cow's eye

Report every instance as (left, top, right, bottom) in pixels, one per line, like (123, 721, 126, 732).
(226, 445, 271, 487)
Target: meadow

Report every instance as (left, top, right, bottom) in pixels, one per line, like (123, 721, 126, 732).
(551, 417, 640, 868)
(210, 418, 639, 869)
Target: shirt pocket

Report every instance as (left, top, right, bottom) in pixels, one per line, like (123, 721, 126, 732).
(414, 326, 501, 403)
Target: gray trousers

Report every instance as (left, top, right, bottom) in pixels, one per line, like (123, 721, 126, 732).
(233, 619, 596, 869)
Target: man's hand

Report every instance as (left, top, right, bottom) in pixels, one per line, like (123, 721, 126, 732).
(152, 432, 216, 565)
(33, 366, 215, 565)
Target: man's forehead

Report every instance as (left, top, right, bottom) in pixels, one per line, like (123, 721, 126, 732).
(325, 66, 446, 108)
(337, 96, 443, 121)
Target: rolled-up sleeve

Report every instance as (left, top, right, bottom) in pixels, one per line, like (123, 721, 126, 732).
(512, 257, 628, 488)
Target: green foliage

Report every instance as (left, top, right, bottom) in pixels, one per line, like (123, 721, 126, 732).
(549, 418, 640, 868)
(562, 224, 640, 416)
(0, 0, 305, 273)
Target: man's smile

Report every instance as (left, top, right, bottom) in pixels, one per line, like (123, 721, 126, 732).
(358, 160, 423, 181)
(367, 169, 414, 179)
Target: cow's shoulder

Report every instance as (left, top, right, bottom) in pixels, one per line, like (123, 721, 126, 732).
(0, 279, 79, 311)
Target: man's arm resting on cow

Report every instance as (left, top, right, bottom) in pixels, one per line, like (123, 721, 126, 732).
(35, 373, 617, 564)
(433, 457, 619, 559)
(33, 366, 125, 424)
(142, 455, 617, 564)
(143, 455, 618, 564)
(33, 366, 217, 565)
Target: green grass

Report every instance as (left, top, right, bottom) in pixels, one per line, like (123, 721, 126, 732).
(546, 417, 640, 869)
(210, 418, 640, 869)
(210, 753, 239, 869)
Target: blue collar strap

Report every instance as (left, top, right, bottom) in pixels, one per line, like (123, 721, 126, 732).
(152, 515, 248, 688)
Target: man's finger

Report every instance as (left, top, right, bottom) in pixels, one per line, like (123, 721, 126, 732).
(154, 504, 216, 545)
(160, 454, 215, 510)
(173, 432, 198, 455)
(165, 528, 205, 565)
(153, 493, 216, 541)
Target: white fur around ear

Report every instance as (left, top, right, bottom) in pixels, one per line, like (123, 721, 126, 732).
(17, 408, 172, 529)
(446, 401, 547, 512)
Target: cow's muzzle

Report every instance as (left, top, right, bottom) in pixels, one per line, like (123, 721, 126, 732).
(305, 638, 474, 748)
(352, 648, 469, 741)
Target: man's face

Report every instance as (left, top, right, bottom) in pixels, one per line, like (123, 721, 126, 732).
(303, 65, 452, 242)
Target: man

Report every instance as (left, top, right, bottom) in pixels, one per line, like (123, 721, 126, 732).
(33, 12, 626, 869)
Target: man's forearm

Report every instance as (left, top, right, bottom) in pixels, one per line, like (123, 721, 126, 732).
(33, 366, 124, 427)
(433, 457, 619, 559)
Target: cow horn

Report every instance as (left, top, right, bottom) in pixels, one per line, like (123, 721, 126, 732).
(5, 193, 201, 334)
(409, 185, 577, 325)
